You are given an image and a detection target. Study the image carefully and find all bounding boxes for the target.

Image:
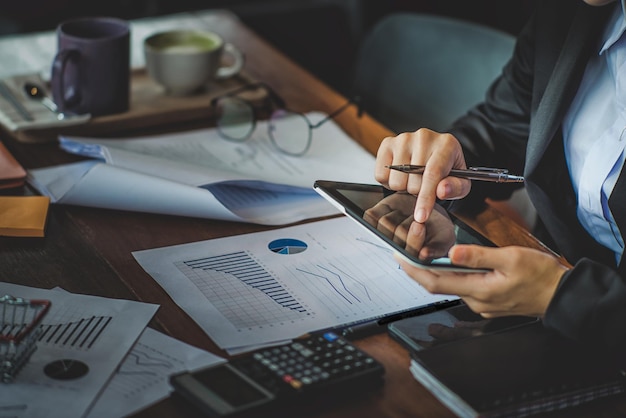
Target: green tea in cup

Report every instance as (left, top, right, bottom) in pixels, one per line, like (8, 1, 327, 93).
(144, 29, 244, 96)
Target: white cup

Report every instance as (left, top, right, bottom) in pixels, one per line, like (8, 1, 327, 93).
(144, 29, 244, 96)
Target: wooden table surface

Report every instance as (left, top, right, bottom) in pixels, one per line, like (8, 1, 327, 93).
(1, 9, 625, 418)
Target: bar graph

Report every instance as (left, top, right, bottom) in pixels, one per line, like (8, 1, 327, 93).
(38, 315, 112, 350)
(176, 251, 310, 329)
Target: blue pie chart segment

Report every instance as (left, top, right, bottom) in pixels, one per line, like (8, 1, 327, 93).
(268, 238, 308, 255)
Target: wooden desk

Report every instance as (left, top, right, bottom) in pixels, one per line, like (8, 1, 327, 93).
(1, 10, 625, 418)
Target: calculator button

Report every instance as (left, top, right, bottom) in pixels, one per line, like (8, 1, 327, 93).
(300, 348, 314, 357)
(323, 332, 339, 341)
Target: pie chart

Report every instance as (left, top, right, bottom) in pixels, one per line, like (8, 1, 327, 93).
(268, 238, 308, 254)
(44, 359, 89, 380)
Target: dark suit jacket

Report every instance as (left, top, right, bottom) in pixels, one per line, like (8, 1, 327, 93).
(448, 0, 626, 363)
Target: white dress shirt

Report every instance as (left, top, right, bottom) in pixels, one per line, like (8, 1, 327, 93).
(563, 0, 626, 263)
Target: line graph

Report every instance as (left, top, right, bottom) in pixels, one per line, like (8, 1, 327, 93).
(112, 343, 182, 398)
(283, 241, 425, 320)
(296, 262, 372, 304)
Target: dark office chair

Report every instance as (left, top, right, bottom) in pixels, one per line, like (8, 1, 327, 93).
(353, 12, 536, 229)
(353, 12, 515, 133)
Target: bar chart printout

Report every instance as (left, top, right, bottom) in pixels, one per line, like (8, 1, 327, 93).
(0, 282, 158, 418)
(133, 217, 451, 352)
(177, 251, 309, 330)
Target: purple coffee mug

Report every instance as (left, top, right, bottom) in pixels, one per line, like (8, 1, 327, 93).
(51, 17, 130, 117)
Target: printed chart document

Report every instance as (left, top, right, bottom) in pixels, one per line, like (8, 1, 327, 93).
(87, 327, 225, 418)
(132, 217, 450, 353)
(28, 114, 376, 225)
(0, 282, 158, 418)
(44, 288, 225, 418)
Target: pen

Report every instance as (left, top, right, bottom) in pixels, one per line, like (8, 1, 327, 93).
(386, 165, 524, 183)
(336, 299, 462, 340)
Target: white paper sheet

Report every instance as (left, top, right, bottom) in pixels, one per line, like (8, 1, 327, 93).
(87, 327, 225, 418)
(132, 217, 451, 352)
(28, 114, 376, 225)
(0, 282, 158, 418)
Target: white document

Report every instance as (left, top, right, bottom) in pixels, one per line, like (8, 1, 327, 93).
(132, 217, 451, 353)
(0, 282, 158, 418)
(87, 327, 225, 418)
(28, 114, 376, 225)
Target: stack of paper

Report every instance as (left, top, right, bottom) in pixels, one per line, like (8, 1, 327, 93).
(0, 282, 224, 418)
(28, 113, 376, 225)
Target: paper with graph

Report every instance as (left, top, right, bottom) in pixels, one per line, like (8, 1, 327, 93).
(87, 327, 224, 418)
(0, 282, 158, 418)
(28, 114, 376, 225)
(132, 217, 450, 352)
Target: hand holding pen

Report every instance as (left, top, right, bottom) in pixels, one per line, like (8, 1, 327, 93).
(386, 165, 524, 183)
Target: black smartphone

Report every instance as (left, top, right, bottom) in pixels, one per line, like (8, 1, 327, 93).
(388, 303, 539, 352)
(313, 180, 496, 272)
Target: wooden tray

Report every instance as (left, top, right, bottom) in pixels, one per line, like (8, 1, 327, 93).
(7, 69, 256, 143)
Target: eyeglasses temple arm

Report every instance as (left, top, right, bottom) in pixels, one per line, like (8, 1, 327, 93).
(309, 96, 362, 129)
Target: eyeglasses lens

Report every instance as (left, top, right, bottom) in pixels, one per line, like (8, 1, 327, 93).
(215, 97, 255, 141)
(269, 109, 312, 156)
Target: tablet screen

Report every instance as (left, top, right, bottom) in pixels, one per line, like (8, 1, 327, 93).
(313, 180, 495, 272)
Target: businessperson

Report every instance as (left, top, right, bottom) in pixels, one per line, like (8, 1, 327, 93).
(374, 0, 626, 365)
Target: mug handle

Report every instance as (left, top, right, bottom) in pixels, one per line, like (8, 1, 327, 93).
(215, 43, 245, 79)
(51, 49, 81, 111)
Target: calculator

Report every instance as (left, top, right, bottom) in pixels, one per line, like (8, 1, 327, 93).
(170, 331, 385, 417)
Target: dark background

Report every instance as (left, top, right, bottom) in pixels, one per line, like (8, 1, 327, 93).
(0, 0, 536, 96)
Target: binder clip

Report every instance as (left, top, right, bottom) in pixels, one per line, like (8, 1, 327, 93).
(0, 294, 50, 383)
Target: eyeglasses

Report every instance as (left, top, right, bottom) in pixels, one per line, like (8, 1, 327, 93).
(210, 81, 360, 156)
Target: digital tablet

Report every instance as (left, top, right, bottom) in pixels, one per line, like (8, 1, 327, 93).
(313, 180, 496, 272)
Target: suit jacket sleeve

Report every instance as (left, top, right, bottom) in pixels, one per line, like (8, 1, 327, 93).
(444, 0, 626, 366)
(545, 259, 626, 367)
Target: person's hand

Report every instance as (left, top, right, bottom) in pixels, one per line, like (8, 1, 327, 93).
(394, 245, 569, 318)
(375, 128, 471, 223)
(363, 194, 456, 260)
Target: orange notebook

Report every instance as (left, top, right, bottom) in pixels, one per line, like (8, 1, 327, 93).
(0, 141, 26, 189)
